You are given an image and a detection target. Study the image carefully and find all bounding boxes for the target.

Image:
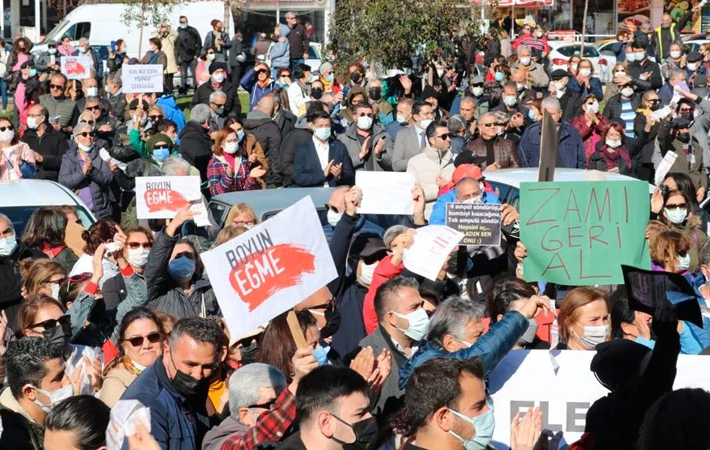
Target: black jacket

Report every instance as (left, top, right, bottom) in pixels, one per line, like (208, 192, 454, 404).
(0, 243, 45, 332)
(176, 25, 202, 63)
(0, 408, 42, 450)
(244, 112, 282, 186)
(108, 91, 127, 124)
(192, 81, 241, 118)
(628, 58, 663, 92)
(292, 137, 354, 187)
(179, 122, 213, 182)
(286, 23, 309, 58)
(279, 118, 312, 186)
(273, 108, 296, 142)
(21, 125, 69, 181)
(102, 270, 128, 310)
(559, 90, 583, 123)
(603, 93, 642, 121)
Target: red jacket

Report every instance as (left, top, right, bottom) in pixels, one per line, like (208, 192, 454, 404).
(363, 254, 404, 334)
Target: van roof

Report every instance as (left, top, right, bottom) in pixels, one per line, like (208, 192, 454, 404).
(0, 180, 88, 207)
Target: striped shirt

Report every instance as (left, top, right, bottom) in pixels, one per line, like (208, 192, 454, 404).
(620, 99, 635, 137)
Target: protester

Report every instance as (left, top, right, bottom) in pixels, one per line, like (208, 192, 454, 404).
(21, 206, 78, 268)
(337, 102, 391, 171)
(464, 111, 519, 168)
(101, 226, 153, 309)
(207, 126, 267, 195)
(39, 73, 78, 135)
(557, 287, 611, 350)
(240, 61, 276, 111)
(176, 15, 203, 95)
(587, 121, 634, 174)
(652, 188, 706, 272)
(179, 103, 213, 181)
(242, 96, 281, 186)
(44, 395, 110, 450)
(0, 117, 36, 179)
(192, 61, 240, 118)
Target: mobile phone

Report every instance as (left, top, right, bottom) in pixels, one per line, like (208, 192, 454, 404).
(110, 41, 116, 52)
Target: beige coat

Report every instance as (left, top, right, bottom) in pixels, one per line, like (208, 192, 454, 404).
(99, 364, 138, 407)
(406, 146, 455, 218)
(155, 30, 179, 74)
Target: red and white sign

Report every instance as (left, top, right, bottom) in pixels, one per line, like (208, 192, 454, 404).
(61, 56, 92, 80)
(135, 176, 205, 220)
(201, 196, 338, 339)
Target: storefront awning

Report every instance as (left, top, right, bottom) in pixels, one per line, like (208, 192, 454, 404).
(472, 0, 554, 6)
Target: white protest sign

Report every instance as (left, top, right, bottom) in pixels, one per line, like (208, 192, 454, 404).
(654, 151, 678, 186)
(201, 196, 338, 339)
(106, 400, 151, 450)
(122, 64, 164, 93)
(99, 148, 127, 172)
(402, 225, 464, 281)
(134, 176, 206, 223)
(356, 171, 415, 215)
(60, 56, 92, 80)
(488, 350, 710, 449)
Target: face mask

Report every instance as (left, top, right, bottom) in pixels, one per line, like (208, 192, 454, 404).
(605, 138, 621, 148)
(43, 320, 71, 347)
(535, 31, 543, 38)
(519, 318, 538, 345)
(574, 325, 609, 350)
(676, 131, 691, 143)
(357, 116, 373, 130)
(670, 50, 682, 59)
(212, 73, 225, 83)
(626, 52, 638, 62)
(676, 253, 691, 272)
(319, 306, 341, 338)
(570, 63, 578, 73)
(207, 53, 216, 61)
(153, 148, 170, 162)
(224, 141, 239, 154)
(621, 87, 634, 98)
(579, 68, 591, 77)
(664, 207, 687, 224)
(213, 107, 224, 117)
(0, 129, 14, 142)
(179, 23, 188, 29)
(419, 119, 433, 130)
(27, 116, 43, 129)
(350, 72, 361, 83)
(327, 209, 343, 227)
(449, 405, 496, 450)
(494, 72, 504, 82)
(127, 247, 150, 268)
(168, 256, 196, 282)
(49, 283, 61, 302)
(614, 71, 627, 78)
(86, 87, 98, 97)
(314, 126, 331, 141)
(520, 57, 531, 66)
(392, 308, 429, 341)
(237, 131, 245, 142)
(30, 384, 73, 413)
(331, 415, 379, 450)
(472, 87, 483, 97)
(586, 102, 599, 114)
(29, 68, 37, 77)
(503, 95, 517, 107)
(688, 63, 698, 71)
(358, 261, 378, 286)
(77, 142, 93, 152)
(528, 109, 537, 121)
(314, 346, 329, 365)
(239, 341, 259, 365)
(462, 196, 482, 204)
(437, 69, 445, 78)
(170, 354, 207, 397)
(516, 82, 525, 92)
(131, 358, 147, 372)
(48, 48, 57, 55)
(368, 87, 382, 101)
(396, 114, 408, 124)
(554, 81, 567, 91)
(308, 86, 323, 100)
(0, 233, 17, 256)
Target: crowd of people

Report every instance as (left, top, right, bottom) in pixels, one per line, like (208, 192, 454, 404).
(2, 5, 710, 450)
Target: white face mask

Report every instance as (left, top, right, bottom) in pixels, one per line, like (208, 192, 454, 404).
(29, 383, 73, 413)
(677, 253, 691, 272)
(207, 53, 216, 61)
(579, 68, 592, 77)
(664, 207, 688, 224)
(27, 116, 42, 129)
(437, 69, 444, 78)
(126, 247, 150, 268)
(472, 87, 483, 97)
(520, 57, 531, 66)
(212, 72, 225, 83)
(621, 87, 634, 98)
(462, 196, 482, 204)
(688, 62, 698, 71)
(327, 209, 343, 227)
(497, 126, 505, 136)
(419, 119, 433, 130)
(605, 138, 621, 148)
(224, 141, 238, 154)
(554, 81, 567, 91)
(535, 31, 543, 38)
(358, 261, 378, 286)
(392, 308, 430, 341)
(0, 232, 17, 256)
(586, 102, 599, 114)
(86, 87, 98, 97)
(570, 63, 578, 73)
(0, 128, 14, 142)
(670, 50, 682, 59)
(516, 82, 525, 92)
(614, 71, 627, 78)
(574, 324, 609, 350)
(357, 116, 373, 130)
(504, 95, 517, 107)
(48, 48, 57, 55)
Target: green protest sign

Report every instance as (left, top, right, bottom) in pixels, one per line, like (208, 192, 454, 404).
(520, 181, 651, 285)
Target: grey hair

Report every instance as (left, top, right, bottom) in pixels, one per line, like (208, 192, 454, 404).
(384, 225, 409, 249)
(84, 96, 101, 104)
(516, 44, 531, 56)
(427, 296, 485, 347)
(190, 104, 211, 124)
(541, 96, 562, 113)
(0, 212, 13, 231)
(228, 363, 287, 419)
(79, 37, 89, 46)
(286, 11, 296, 18)
(109, 73, 122, 88)
(668, 69, 686, 82)
(161, 155, 192, 176)
(209, 90, 227, 103)
(73, 122, 93, 137)
(447, 114, 466, 134)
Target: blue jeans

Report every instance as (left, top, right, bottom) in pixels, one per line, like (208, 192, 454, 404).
(0, 78, 7, 111)
(290, 58, 305, 76)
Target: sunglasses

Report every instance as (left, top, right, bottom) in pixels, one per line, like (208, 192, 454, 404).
(0, 125, 13, 132)
(86, 105, 101, 111)
(207, 52, 215, 55)
(324, 204, 339, 213)
(437, 133, 451, 140)
(248, 398, 277, 410)
(50, 84, 65, 90)
(280, 74, 291, 79)
(153, 144, 170, 151)
(127, 241, 152, 249)
(126, 332, 162, 347)
(256, 69, 268, 75)
(481, 122, 496, 128)
(148, 115, 163, 121)
(648, 99, 660, 104)
(31, 314, 70, 330)
(78, 132, 96, 138)
(680, 108, 693, 112)
(213, 103, 226, 108)
(665, 203, 687, 211)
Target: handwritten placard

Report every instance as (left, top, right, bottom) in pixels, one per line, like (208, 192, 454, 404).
(122, 64, 164, 93)
(445, 203, 502, 246)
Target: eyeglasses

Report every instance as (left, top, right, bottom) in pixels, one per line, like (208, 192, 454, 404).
(148, 115, 163, 121)
(31, 315, 70, 330)
(126, 332, 162, 347)
(86, 105, 101, 111)
(248, 398, 277, 410)
(50, 84, 65, 90)
(0, 125, 13, 132)
(127, 241, 152, 249)
(481, 122, 496, 128)
(233, 220, 255, 227)
(665, 203, 687, 211)
(324, 204, 339, 213)
(437, 133, 451, 140)
(77, 132, 96, 138)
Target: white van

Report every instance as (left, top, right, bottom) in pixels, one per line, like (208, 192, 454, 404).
(32, 1, 234, 58)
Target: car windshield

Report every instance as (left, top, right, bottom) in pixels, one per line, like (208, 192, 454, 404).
(557, 45, 600, 58)
(0, 205, 93, 235)
(43, 20, 68, 43)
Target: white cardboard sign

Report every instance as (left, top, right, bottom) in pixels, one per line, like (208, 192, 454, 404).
(60, 56, 92, 80)
(122, 64, 164, 93)
(134, 176, 207, 224)
(201, 196, 338, 340)
(402, 225, 464, 281)
(356, 171, 415, 215)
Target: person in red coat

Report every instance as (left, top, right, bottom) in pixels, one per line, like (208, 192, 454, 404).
(571, 94, 611, 162)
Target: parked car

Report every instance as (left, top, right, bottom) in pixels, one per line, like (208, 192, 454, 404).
(0, 179, 96, 234)
(548, 41, 613, 82)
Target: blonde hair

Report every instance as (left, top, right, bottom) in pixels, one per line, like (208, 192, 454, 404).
(651, 230, 690, 269)
(213, 226, 248, 247)
(558, 287, 609, 343)
(224, 203, 258, 227)
(23, 259, 68, 295)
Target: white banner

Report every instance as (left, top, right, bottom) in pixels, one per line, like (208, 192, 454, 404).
(134, 176, 207, 224)
(402, 225, 464, 281)
(201, 196, 338, 340)
(122, 64, 164, 93)
(356, 171, 415, 215)
(60, 56, 92, 80)
(488, 350, 710, 449)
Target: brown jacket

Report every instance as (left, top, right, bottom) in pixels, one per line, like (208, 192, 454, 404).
(465, 136, 520, 169)
(98, 364, 138, 407)
(243, 133, 269, 188)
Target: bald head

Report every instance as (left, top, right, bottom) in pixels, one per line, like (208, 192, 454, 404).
(257, 95, 275, 117)
(511, 70, 525, 84)
(328, 186, 350, 213)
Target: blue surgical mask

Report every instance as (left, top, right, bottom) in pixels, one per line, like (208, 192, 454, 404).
(449, 403, 496, 450)
(635, 336, 656, 350)
(528, 109, 537, 121)
(326, 73, 335, 83)
(237, 130, 245, 142)
(314, 127, 331, 141)
(153, 148, 170, 162)
(494, 72, 504, 82)
(314, 346, 329, 365)
(168, 256, 196, 282)
(29, 68, 37, 77)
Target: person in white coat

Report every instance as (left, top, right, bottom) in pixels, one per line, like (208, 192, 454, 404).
(287, 63, 311, 117)
(156, 23, 179, 93)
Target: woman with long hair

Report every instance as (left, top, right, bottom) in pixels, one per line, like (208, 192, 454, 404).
(207, 125, 268, 195)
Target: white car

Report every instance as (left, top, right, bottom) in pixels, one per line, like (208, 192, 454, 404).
(548, 41, 614, 83)
(0, 179, 96, 234)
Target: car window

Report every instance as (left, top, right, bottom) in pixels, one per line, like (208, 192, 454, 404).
(62, 22, 91, 41)
(0, 206, 95, 235)
(557, 45, 600, 58)
(209, 202, 229, 227)
(308, 45, 320, 60)
(75, 207, 93, 228)
(600, 48, 617, 57)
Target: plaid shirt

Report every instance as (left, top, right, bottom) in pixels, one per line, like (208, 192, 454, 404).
(207, 157, 260, 196)
(220, 387, 296, 450)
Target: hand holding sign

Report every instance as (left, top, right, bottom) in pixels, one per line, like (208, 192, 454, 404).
(166, 206, 196, 238)
(291, 347, 318, 390)
(344, 186, 362, 216)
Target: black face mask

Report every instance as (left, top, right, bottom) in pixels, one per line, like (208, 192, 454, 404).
(169, 354, 208, 398)
(681, 111, 694, 121)
(676, 131, 691, 143)
(331, 415, 379, 450)
(239, 341, 259, 365)
(350, 72, 361, 83)
(368, 87, 382, 101)
(649, 103, 660, 111)
(319, 304, 341, 339)
(43, 322, 71, 348)
(311, 87, 323, 100)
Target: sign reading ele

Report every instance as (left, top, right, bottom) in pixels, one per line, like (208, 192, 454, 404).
(445, 203, 502, 246)
(520, 181, 650, 285)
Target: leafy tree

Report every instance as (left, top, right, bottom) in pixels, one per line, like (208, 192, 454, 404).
(328, 0, 485, 74)
(118, 0, 180, 55)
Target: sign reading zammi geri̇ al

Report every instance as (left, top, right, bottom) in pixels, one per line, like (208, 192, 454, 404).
(519, 181, 651, 285)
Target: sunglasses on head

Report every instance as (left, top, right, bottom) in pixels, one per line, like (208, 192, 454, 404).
(31, 314, 70, 330)
(78, 131, 96, 138)
(126, 332, 162, 347)
(127, 241, 152, 249)
(86, 105, 101, 111)
(50, 84, 65, 90)
(0, 125, 13, 132)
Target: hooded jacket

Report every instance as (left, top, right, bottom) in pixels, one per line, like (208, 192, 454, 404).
(179, 122, 213, 182)
(244, 110, 281, 185)
(268, 24, 291, 69)
(240, 69, 277, 111)
(156, 95, 187, 135)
